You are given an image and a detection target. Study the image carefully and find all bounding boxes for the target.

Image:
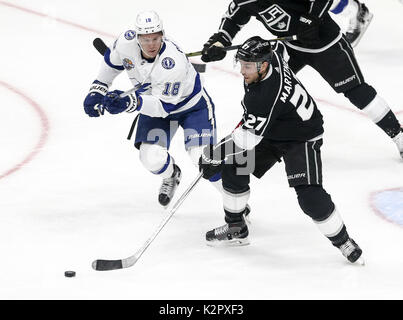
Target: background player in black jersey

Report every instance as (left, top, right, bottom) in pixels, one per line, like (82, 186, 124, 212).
(331, 0, 373, 47)
(199, 36, 364, 264)
(200, 0, 403, 159)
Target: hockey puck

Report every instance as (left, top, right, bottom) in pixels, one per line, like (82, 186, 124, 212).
(64, 271, 76, 278)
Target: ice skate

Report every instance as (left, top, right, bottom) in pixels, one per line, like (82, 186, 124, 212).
(206, 221, 249, 247)
(392, 130, 403, 159)
(158, 164, 181, 207)
(337, 238, 364, 265)
(345, 1, 373, 47)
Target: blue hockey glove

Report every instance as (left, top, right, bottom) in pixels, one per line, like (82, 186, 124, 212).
(102, 90, 139, 114)
(103, 83, 150, 114)
(83, 80, 108, 117)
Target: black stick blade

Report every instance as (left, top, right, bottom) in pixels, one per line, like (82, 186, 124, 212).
(191, 63, 206, 73)
(92, 259, 123, 271)
(93, 38, 108, 56)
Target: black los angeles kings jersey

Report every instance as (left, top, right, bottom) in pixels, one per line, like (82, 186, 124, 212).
(219, 0, 341, 50)
(239, 42, 323, 142)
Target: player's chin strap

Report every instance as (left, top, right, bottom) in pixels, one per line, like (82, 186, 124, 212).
(257, 62, 271, 82)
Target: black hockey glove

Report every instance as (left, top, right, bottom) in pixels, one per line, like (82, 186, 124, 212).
(198, 144, 226, 180)
(201, 32, 232, 63)
(297, 14, 321, 45)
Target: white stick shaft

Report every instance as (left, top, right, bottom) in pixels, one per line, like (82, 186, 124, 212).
(123, 172, 204, 268)
(119, 54, 160, 98)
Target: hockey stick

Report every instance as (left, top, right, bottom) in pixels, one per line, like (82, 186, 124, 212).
(93, 38, 205, 100)
(93, 38, 159, 97)
(92, 38, 159, 115)
(92, 172, 204, 271)
(185, 35, 298, 57)
(93, 37, 206, 73)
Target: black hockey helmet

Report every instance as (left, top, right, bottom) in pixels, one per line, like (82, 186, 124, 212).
(235, 36, 273, 63)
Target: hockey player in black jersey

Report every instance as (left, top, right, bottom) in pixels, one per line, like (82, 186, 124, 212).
(201, 0, 403, 158)
(199, 36, 363, 264)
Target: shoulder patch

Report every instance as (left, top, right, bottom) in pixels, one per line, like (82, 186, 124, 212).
(124, 30, 136, 40)
(123, 58, 134, 70)
(161, 57, 175, 70)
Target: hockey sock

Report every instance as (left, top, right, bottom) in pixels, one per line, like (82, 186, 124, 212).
(313, 208, 350, 246)
(362, 95, 402, 138)
(345, 84, 402, 138)
(222, 186, 250, 221)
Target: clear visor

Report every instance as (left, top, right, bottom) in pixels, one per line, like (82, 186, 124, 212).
(137, 32, 163, 45)
(233, 55, 259, 74)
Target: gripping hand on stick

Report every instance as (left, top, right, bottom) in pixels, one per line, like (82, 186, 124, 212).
(198, 144, 226, 180)
(201, 32, 232, 62)
(102, 83, 151, 115)
(103, 91, 139, 114)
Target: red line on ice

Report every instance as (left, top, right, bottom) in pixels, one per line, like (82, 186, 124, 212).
(0, 0, 115, 38)
(0, 81, 50, 180)
(1, 1, 401, 183)
(0, 0, 401, 116)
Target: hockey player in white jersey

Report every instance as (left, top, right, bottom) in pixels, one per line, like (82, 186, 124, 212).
(83, 11, 221, 206)
(330, 0, 373, 47)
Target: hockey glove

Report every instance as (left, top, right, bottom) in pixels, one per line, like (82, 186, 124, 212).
(201, 32, 232, 63)
(83, 80, 108, 117)
(297, 14, 321, 45)
(198, 144, 226, 180)
(102, 90, 139, 114)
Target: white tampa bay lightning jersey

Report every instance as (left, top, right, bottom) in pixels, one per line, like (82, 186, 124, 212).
(96, 31, 203, 118)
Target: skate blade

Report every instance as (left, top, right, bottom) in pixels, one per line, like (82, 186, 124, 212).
(244, 214, 251, 225)
(206, 237, 250, 247)
(354, 256, 365, 266)
(351, 13, 373, 47)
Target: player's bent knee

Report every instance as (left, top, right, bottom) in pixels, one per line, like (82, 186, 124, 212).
(294, 185, 335, 220)
(344, 83, 377, 109)
(139, 143, 169, 172)
(222, 166, 250, 194)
